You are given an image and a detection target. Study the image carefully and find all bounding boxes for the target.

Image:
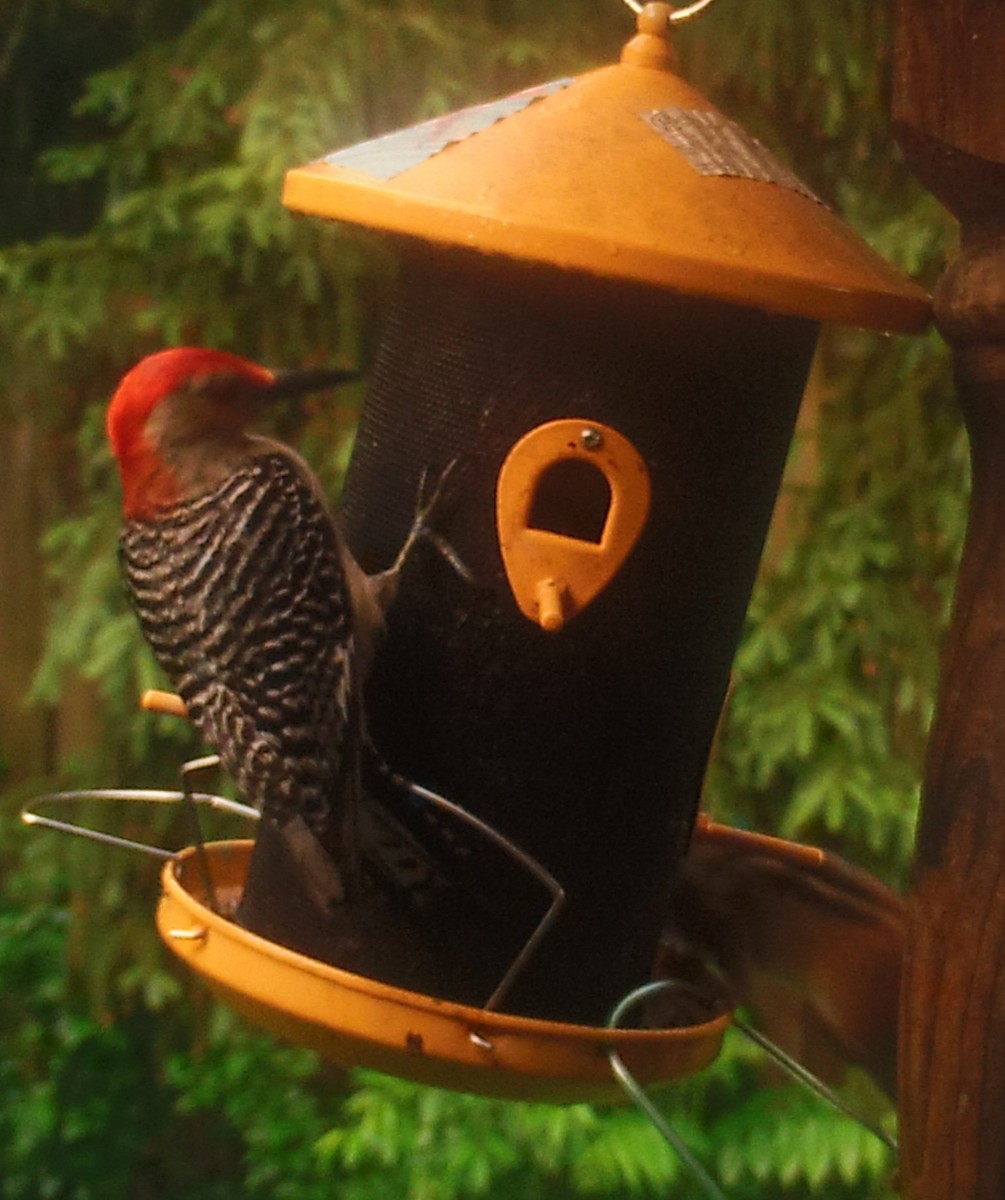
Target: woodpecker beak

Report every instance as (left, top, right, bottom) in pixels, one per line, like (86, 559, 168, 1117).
(261, 366, 360, 400)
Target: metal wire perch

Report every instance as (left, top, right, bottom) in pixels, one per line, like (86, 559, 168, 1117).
(22, 752, 565, 1016)
(384, 769, 566, 1014)
(21, 771, 257, 860)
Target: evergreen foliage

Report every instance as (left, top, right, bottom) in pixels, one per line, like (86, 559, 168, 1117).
(0, 0, 959, 1196)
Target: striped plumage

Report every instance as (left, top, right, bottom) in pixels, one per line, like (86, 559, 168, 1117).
(120, 451, 356, 839)
(108, 348, 468, 955)
(108, 349, 512, 998)
(106, 347, 370, 914)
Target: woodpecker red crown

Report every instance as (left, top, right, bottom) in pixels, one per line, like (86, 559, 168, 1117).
(107, 347, 274, 519)
(107, 347, 273, 461)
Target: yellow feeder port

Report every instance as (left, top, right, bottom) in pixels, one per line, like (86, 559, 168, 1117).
(496, 419, 652, 631)
(283, 3, 929, 332)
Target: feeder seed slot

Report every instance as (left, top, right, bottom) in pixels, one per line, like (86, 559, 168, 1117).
(527, 457, 612, 544)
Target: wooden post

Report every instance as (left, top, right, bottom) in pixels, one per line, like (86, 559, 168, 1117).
(0, 417, 51, 782)
(893, 3, 1005, 1195)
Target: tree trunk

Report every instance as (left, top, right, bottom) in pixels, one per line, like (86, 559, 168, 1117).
(0, 417, 52, 783)
(893, 3, 1005, 1195)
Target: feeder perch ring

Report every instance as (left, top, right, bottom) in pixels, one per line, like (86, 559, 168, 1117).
(157, 839, 731, 1105)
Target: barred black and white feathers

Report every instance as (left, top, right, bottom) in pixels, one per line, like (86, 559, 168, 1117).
(107, 348, 469, 945)
(120, 452, 357, 841)
(106, 347, 369, 915)
(108, 350, 515, 1000)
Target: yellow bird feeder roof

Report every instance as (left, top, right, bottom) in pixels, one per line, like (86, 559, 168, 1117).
(283, 3, 929, 333)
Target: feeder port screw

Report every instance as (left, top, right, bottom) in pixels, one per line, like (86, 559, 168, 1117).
(580, 427, 604, 451)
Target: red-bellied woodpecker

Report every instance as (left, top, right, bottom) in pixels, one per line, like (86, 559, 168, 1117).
(107, 346, 442, 921)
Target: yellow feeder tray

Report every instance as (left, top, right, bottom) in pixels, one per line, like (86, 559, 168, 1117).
(282, 4, 929, 333)
(157, 838, 730, 1105)
(26, 755, 887, 1108)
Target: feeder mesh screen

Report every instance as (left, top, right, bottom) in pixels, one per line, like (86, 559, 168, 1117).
(339, 252, 816, 1021)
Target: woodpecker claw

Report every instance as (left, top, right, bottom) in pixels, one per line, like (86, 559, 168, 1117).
(390, 459, 472, 584)
(425, 529, 475, 584)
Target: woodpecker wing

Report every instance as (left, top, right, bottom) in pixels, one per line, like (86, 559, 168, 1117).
(120, 452, 357, 842)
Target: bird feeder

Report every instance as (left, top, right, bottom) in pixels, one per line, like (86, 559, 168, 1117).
(271, 2, 930, 1026)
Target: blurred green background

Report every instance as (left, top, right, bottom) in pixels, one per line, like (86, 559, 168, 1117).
(0, 1, 962, 1195)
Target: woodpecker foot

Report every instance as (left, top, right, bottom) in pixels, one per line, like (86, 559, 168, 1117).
(389, 460, 473, 584)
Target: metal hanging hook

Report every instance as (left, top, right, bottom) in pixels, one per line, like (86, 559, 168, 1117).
(622, 0, 719, 24)
(606, 980, 729, 1200)
(731, 1016, 899, 1154)
(605, 977, 898, 1200)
